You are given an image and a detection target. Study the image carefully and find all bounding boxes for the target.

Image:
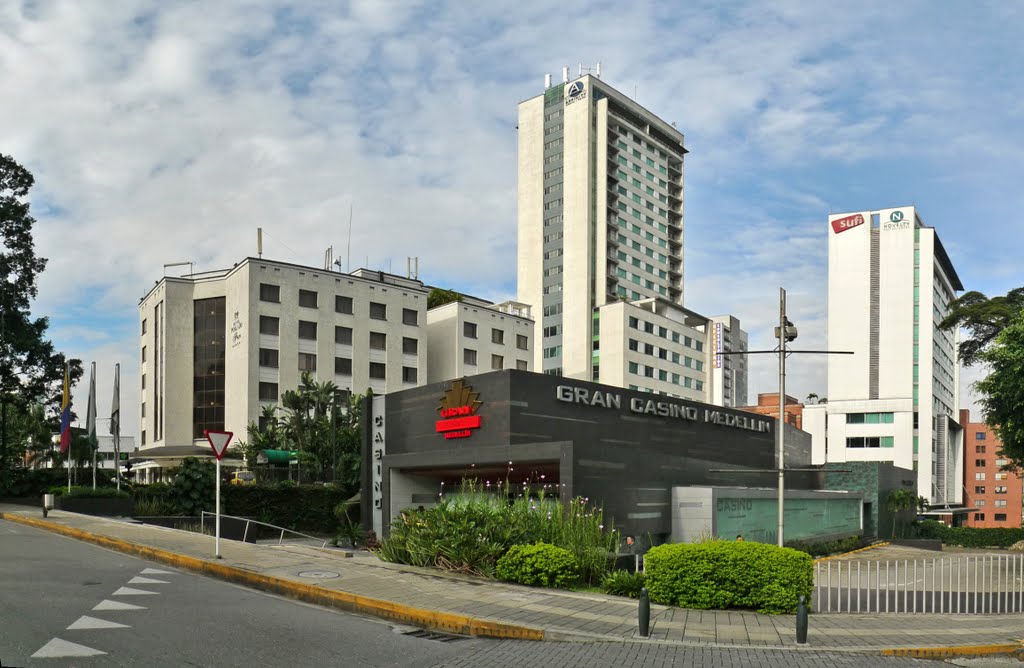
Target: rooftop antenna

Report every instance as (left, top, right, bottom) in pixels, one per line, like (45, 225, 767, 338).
(407, 257, 419, 280)
(580, 62, 601, 78)
(562, 66, 569, 83)
(324, 246, 333, 271)
(257, 227, 263, 258)
(544, 73, 552, 88)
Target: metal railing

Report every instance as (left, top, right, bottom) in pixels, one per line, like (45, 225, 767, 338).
(200, 512, 329, 548)
(814, 554, 1024, 614)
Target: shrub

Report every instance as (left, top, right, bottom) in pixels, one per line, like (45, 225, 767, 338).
(601, 570, 646, 598)
(786, 535, 862, 558)
(1, 468, 70, 497)
(168, 458, 215, 516)
(224, 484, 353, 534)
(497, 543, 580, 588)
(915, 520, 1024, 548)
(644, 541, 813, 614)
(49, 485, 129, 498)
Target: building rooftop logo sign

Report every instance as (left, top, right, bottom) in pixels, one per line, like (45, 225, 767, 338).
(565, 80, 587, 106)
(435, 378, 482, 440)
(831, 213, 865, 234)
(890, 210, 904, 223)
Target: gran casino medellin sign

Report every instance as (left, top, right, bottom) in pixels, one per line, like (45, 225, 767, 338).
(556, 383, 771, 434)
(564, 80, 587, 106)
(435, 378, 483, 440)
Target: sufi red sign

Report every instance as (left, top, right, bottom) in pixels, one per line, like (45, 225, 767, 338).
(831, 213, 865, 234)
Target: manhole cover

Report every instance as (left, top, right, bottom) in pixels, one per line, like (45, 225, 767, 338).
(401, 629, 468, 643)
(297, 571, 340, 579)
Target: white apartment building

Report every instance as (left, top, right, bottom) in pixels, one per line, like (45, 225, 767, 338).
(709, 315, 748, 408)
(595, 299, 711, 401)
(426, 299, 533, 382)
(804, 207, 964, 506)
(517, 73, 688, 392)
(137, 257, 536, 476)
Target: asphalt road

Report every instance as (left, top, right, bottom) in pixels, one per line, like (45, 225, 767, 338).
(0, 520, 972, 667)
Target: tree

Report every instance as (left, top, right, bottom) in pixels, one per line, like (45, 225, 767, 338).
(427, 287, 462, 310)
(0, 153, 82, 489)
(939, 288, 1024, 366)
(974, 312, 1024, 467)
(886, 488, 917, 538)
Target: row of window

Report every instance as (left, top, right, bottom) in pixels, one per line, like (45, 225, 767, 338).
(614, 167, 671, 205)
(257, 362, 417, 398)
(846, 412, 895, 424)
(627, 339, 703, 370)
(626, 361, 704, 390)
(973, 513, 1010, 522)
(462, 348, 528, 370)
(974, 499, 1010, 507)
(846, 436, 895, 448)
(974, 458, 1010, 468)
(972, 486, 1010, 495)
(614, 155, 671, 188)
(627, 317, 705, 351)
(259, 284, 419, 324)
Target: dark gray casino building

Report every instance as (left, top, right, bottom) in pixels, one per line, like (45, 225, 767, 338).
(361, 370, 840, 542)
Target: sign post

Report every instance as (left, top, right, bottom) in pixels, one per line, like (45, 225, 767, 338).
(205, 430, 233, 559)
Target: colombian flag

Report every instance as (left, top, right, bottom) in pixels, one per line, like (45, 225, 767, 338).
(59, 363, 71, 454)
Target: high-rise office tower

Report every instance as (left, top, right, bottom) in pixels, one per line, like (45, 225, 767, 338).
(709, 315, 748, 407)
(517, 72, 712, 400)
(804, 206, 964, 506)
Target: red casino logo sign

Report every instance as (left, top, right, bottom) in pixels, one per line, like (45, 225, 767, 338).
(436, 379, 482, 440)
(831, 213, 865, 234)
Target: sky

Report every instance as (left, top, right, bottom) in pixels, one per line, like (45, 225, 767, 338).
(2, 0, 1022, 439)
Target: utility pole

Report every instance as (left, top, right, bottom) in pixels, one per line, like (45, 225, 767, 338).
(776, 289, 793, 547)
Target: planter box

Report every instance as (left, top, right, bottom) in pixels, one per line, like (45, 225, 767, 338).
(56, 496, 133, 517)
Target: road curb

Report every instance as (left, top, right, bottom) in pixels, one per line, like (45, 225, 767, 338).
(881, 642, 1023, 659)
(0, 512, 544, 641)
(815, 541, 891, 563)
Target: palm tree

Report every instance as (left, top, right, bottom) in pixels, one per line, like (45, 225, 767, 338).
(886, 489, 917, 538)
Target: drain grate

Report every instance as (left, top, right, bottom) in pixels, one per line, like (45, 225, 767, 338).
(401, 629, 468, 643)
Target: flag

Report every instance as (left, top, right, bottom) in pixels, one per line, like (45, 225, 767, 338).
(86, 362, 97, 449)
(59, 362, 71, 454)
(109, 363, 120, 437)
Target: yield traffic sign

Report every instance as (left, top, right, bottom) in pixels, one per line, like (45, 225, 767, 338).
(205, 430, 233, 461)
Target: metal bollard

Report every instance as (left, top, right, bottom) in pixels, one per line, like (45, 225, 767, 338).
(42, 493, 54, 518)
(796, 594, 808, 645)
(638, 587, 650, 637)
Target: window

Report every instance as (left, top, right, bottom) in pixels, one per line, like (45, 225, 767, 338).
(258, 382, 278, 401)
(492, 328, 504, 345)
(141, 374, 146, 390)
(335, 295, 353, 314)
(976, 432, 987, 440)
(142, 346, 147, 363)
(976, 472, 986, 480)
(492, 354, 504, 370)
(369, 362, 386, 379)
(141, 431, 146, 445)
(975, 459, 987, 467)
(298, 321, 317, 340)
(995, 500, 1008, 508)
(996, 514, 1008, 522)
(464, 348, 477, 366)
(259, 316, 279, 335)
(995, 486, 1008, 494)
(402, 366, 417, 383)
(402, 308, 418, 326)
(517, 360, 528, 371)
(335, 357, 352, 375)
(298, 289, 318, 308)
(996, 472, 1008, 481)
(403, 337, 418, 355)
(258, 348, 279, 368)
(141, 319, 147, 335)
(369, 302, 387, 320)
(141, 403, 146, 418)
(975, 500, 986, 507)
(298, 353, 317, 371)
(464, 322, 477, 339)
(260, 283, 280, 303)
(335, 326, 353, 345)
(975, 486, 986, 494)
(369, 331, 387, 350)
(974, 513, 985, 521)
(976, 445, 987, 453)
(996, 458, 1009, 467)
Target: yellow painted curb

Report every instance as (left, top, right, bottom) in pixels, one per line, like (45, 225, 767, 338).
(815, 542, 890, 564)
(881, 643, 1023, 659)
(1, 512, 543, 641)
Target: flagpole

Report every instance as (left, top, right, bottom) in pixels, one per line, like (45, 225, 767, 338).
(89, 362, 97, 490)
(66, 361, 71, 494)
(112, 363, 121, 492)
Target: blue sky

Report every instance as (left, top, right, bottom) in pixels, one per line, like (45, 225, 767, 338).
(2, 0, 1022, 438)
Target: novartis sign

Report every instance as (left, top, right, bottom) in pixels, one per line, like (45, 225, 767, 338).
(555, 384, 771, 434)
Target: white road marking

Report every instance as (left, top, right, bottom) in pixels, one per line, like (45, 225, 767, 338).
(140, 568, 175, 575)
(112, 586, 159, 596)
(94, 599, 147, 611)
(128, 576, 169, 584)
(67, 615, 131, 630)
(31, 638, 107, 658)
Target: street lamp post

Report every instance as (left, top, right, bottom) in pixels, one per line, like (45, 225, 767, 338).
(775, 288, 798, 547)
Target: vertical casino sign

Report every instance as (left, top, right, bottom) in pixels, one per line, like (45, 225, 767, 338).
(370, 395, 386, 536)
(435, 379, 483, 440)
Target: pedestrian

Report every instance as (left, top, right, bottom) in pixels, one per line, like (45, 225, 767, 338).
(736, 534, 744, 542)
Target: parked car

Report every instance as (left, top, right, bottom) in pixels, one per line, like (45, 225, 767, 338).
(231, 470, 256, 486)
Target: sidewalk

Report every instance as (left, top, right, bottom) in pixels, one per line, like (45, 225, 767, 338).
(2, 504, 1022, 658)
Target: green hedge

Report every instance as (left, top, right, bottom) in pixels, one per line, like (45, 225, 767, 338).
(50, 485, 130, 499)
(496, 543, 580, 588)
(223, 484, 354, 533)
(915, 520, 1024, 548)
(786, 535, 862, 558)
(644, 541, 813, 614)
(1, 469, 77, 497)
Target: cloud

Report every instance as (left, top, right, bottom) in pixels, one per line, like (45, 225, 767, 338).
(2, 0, 1021, 439)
